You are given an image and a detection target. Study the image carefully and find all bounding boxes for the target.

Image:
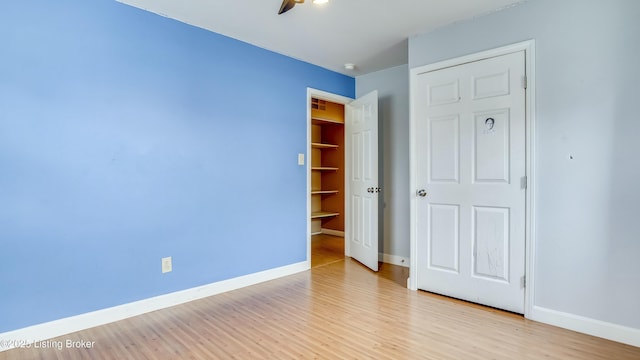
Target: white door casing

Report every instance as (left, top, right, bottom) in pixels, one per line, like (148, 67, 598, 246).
(346, 91, 379, 272)
(412, 50, 527, 313)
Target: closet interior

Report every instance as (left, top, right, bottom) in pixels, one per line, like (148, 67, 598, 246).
(310, 98, 345, 237)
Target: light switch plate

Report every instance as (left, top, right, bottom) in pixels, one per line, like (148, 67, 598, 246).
(162, 256, 172, 273)
(298, 153, 305, 165)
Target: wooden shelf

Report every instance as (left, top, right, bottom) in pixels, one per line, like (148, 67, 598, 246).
(311, 190, 339, 195)
(312, 117, 344, 126)
(311, 211, 340, 219)
(312, 167, 339, 171)
(312, 142, 339, 149)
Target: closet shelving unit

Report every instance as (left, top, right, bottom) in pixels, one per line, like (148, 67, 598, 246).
(310, 98, 345, 235)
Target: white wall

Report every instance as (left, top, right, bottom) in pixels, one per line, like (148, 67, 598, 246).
(409, 0, 640, 332)
(356, 65, 410, 261)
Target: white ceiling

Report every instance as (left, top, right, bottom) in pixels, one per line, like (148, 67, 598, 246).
(117, 0, 524, 76)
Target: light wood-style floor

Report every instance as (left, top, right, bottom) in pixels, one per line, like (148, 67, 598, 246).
(311, 233, 346, 268)
(3, 235, 639, 359)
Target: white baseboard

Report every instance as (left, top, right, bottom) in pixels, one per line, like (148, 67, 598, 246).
(0, 261, 309, 352)
(530, 305, 640, 347)
(379, 253, 410, 268)
(320, 228, 344, 237)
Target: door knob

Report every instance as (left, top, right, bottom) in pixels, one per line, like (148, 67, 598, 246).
(416, 189, 427, 197)
(367, 187, 374, 193)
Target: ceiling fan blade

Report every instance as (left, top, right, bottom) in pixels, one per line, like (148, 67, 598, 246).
(278, 0, 304, 15)
(278, 0, 295, 14)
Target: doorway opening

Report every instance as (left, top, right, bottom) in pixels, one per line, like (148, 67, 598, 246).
(306, 88, 380, 272)
(309, 96, 346, 267)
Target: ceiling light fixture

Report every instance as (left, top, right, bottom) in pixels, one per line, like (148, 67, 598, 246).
(313, 0, 329, 4)
(344, 63, 355, 71)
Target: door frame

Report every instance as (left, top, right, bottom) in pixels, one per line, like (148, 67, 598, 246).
(408, 40, 537, 318)
(306, 88, 354, 264)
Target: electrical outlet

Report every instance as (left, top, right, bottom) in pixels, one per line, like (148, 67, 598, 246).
(161, 257, 172, 273)
(298, 153, 305, 165)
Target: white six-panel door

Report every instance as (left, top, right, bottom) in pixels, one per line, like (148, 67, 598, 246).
(413, 51, 526, 313)
(346, 91, 379, 272)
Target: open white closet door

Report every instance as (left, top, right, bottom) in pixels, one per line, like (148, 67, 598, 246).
(346, 91, 379, 272)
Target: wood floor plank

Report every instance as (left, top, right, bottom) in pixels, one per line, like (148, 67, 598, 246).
(2, 237, 639, 359)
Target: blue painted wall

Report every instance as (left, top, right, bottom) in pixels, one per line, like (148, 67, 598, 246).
(0, 0, 354, 332)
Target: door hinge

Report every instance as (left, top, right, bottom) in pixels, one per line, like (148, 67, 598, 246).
(522, 75, 528, 89)
(520, 176, 527, 190)
(521, 275, 526, 288)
